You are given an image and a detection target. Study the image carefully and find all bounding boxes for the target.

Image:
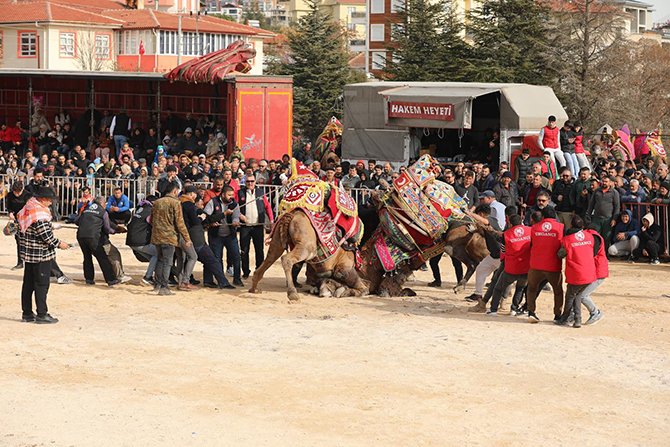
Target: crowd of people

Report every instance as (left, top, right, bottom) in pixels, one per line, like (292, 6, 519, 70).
(4, 110, 668, 325)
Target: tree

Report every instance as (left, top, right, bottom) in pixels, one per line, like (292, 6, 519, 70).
(549, 0, 631, 129)
(242, 1, 270, 30)
(466, 0, 554, 85)
(267, 0, 358, 142)
(75, 32, 112, 71)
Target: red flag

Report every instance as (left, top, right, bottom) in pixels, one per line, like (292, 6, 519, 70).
(139, 40, 145, 56)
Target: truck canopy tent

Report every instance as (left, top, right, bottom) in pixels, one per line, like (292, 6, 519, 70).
(342, 81, 568, 163)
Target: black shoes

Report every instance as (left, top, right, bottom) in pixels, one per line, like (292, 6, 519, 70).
(11, 262, 24, 271)
(427, 280, 442, 288)
(220, 284, 236, 290)
(21, 313, 36, 323)
(464, 293, 482, 302)
(35, 314, 59, 324)
(203, 282, 219, 289)
(242, 274, 250, 280)
(108, 279, 121, 287)
(86, 280, 96, 285)
(233, 280, 245, 287)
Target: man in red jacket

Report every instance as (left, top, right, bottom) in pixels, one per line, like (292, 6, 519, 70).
(486, 214, 532, 316)
(556, 215, 599, 328)
(538, 115, 566, 170)
(526, 207, 565, 323)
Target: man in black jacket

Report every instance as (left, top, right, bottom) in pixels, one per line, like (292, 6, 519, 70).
(7, 181, 31, 270)
(181, 186, 234, 289)
(238, 176, 274, 279)
(75, 197, 121, 286)
(631, 213, 663, 265)
(552, 167, 576, 228)
(126, 196, 158, 285)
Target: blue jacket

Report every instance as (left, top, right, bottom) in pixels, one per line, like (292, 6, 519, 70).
(106, 194, 131, 213)
(611, 209, 639, 243)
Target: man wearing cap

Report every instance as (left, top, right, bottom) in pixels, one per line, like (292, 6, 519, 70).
(492, 172, 519, 208)
(479, 190, 506, 230)
(538, 115, 566, 170)
(16, 186, 70, 323)
(176, 127, 199, 156)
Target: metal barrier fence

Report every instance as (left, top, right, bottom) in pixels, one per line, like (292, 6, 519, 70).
(621, 202, 670, 256)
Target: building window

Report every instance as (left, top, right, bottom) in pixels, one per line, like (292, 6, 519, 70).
(370, 0, 384, 14)
(59, 32, 75, 57)
(19, 32, 37, 57)
(95, 34, 110, 59)
(372, 51, 386, 70)
(370, 24, 385, 42)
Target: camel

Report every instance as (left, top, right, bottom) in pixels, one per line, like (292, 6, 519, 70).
(443, 224, 489, 293)
(248, 210, 368, 301)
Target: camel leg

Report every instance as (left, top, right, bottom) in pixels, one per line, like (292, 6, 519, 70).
(281, 247, 311, 301)
(333, 268, 369, 298)
(454, 261, 476, 293)
(248, 237, 285, 294)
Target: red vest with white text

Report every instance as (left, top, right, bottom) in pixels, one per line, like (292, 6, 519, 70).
(504, 225, 532, 275)
(542, 126, 559, 149)
(530, 218, 564, 272)
(563, 230, 597, 285)
(586, 229, 609, 279)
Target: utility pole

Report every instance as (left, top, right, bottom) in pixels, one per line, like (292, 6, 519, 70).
(178, 14, 183, 64)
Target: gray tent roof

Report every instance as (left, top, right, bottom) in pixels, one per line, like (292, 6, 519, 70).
(348, 81, 568, 131)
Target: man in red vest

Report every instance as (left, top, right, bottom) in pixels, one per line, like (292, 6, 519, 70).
(555, 215, 599, 328)
(538, 115, 566, 170)
(485, 214, 532, 315)
(580, 220, 606, 325)
(527, 207, 565, 323)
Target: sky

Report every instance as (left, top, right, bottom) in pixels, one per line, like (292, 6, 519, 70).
(649, 1, 670, 23)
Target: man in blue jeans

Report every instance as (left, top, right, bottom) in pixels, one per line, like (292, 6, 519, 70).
(150, 182, 192, 296)
(204, 185, 243, 287)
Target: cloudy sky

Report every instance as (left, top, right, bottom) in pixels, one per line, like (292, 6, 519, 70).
(649, 1, 670, 23)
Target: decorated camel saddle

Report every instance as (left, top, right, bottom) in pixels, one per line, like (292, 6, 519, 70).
(372, 155, 468, 273)
(273, 159, 363, 262)
(313, 117, 343, 164)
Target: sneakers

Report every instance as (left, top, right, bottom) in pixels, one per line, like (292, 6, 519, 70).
(585, 310, 604, 326)
(21, 313, 36, 323)
(120, 275, 132, 284)
(427, 280, 442, 288)
(464, 293, 482, 303)
(485, 310, 498, 316)
(158, 288, 175, 296)
(420, 264, 428, 271)
(651, 258, 661, 265)
(528, 312, 540, 323)
(573, 318, 582, 328)
(226, 267, 234, 276)
(108, 279, 121, 287)
(141, 277, 155, 286)
(566, 314, 575, 325)
(510, 309, 526, 317)
(11, 262, 24, 270)
(57, 275, 72, 285)
(35, 314, 59, 324)
(468, 298, 487, 313)
(554, 318, 569, 326)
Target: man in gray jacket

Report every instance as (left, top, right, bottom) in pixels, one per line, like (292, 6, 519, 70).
(587, 176, 620, 245)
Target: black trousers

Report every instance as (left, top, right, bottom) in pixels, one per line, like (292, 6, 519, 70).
(109, 210, 132, 224)
(78, 237, 116, 283)
(196, 244, 231, 287)
(633, 240, 660, 260)
(430, 254, 464, 283)
(490, 271, 528, 312)
(240, 226, 265, 276)
(22, 261, 51, 317)
(51, 259, 64, 278)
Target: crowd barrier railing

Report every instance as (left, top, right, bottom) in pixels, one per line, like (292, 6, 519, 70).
(621, 202, 670, 257)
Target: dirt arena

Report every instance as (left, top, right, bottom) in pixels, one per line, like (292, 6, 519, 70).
(0, 222, 669, 446)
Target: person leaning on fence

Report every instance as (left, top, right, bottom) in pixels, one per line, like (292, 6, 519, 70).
(16, 186, 70, 324)
(150, 181, 192, 296)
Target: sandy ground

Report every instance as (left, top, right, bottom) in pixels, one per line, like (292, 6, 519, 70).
(0, 221, 669, 447)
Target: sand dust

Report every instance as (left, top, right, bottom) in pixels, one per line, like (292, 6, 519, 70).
(0, 221, 669, 446)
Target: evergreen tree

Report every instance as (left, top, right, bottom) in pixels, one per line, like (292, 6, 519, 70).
(384, 0, 447, 81)
(268, 0, 358, 142)
(467, 0, 554, 85)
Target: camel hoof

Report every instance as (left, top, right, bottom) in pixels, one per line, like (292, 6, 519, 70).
(335, 287, 347, 298)
(453, 284, 465, 294)
(248, 288, 261, 294)
(288, 292, 301, 302)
